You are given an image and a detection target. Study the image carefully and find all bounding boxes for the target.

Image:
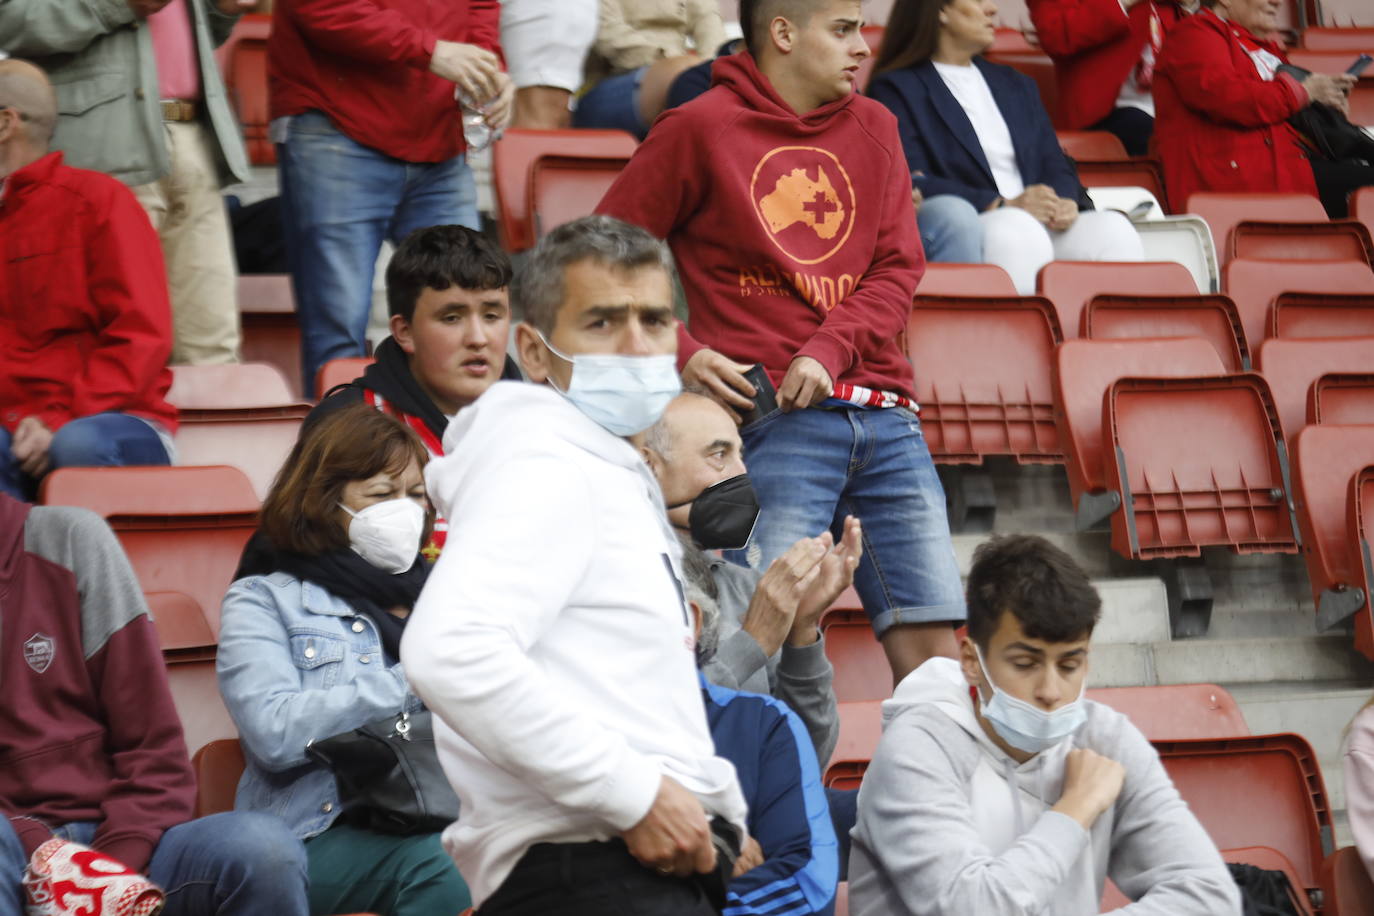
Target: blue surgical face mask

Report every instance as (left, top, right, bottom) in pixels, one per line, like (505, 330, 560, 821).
(537, 331, 681, 437)
(974, 644, 1087, 755)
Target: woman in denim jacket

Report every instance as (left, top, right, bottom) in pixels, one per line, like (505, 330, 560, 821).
(217, 405, 469, 916)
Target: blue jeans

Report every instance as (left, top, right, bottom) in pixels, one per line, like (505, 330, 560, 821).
(0, 813, 308, 916)
(278, 111, 480, 395)
(572, 68, 649, 138)
(0, 412, 171, 501)
(918, 194, 983, 263)
(729, 406, 965, 637)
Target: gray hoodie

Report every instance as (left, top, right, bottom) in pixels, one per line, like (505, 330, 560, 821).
(848, 658, 1240, 915)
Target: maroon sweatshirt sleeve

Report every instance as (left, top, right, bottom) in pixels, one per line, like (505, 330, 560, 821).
(287, 0, 437, 69)
(794, 121, 923, 384)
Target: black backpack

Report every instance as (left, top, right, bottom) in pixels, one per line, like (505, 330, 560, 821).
(1228, 862, 1306, 916)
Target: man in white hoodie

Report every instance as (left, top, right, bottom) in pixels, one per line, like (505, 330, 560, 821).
(402, 215, 748, 916)
(849, 535, 1240, 916)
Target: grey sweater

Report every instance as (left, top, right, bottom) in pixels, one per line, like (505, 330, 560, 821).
(849, 658, 1240, 916)
(703, 558, 839, 766)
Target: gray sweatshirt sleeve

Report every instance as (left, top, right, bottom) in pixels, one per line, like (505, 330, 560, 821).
(1101, 716, 1242, 914)
(852, 710, 1093, 915)
(703, 629, 770, 689)
(776, 635, 839, 766)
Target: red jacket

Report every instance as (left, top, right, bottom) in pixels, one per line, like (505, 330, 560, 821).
(1030, 0, 1186, 129)
(0, 495, 195, 874)
(1154, 9, 1315, 212)
(0, 152, 177, 435)
(270, 0, 502, 163)
(597, 53, 923, 399)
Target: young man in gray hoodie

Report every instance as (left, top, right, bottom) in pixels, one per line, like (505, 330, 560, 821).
(849, 535, 1240, 915)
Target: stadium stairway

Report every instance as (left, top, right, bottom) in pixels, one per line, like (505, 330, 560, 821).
(952, 457, 1374, 847)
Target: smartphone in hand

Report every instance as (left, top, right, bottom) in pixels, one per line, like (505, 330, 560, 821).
(1348, 54, 1373, 78)
(738, 364, 778, 426)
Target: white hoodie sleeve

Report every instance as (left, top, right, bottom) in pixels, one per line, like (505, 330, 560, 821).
(401, 452, 663, 833)
(853, 710, 1093, 916)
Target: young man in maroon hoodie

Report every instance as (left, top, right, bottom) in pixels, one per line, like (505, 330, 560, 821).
(598, 0, 965, 684)
(0, 493, 309, 915)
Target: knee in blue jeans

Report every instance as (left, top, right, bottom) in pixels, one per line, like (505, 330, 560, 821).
(919, 195, 983, 263)
(47, 420, 118, 468)
(194, 812, 306, 887)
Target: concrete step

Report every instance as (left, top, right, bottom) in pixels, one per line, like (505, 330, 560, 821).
(1089, 636, 1374, 688)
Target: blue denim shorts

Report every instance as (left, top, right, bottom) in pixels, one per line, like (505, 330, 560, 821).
(572, 67, 649, 138)
(727, 406, 966, 638)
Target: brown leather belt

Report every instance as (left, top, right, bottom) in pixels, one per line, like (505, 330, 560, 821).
(160, 99, 199, 122)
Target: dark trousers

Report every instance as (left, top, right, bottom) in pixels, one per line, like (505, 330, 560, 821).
(478, 839, 717, 916)
(1091, 106, 1156, 157)
(1310, 157, 1374, 219)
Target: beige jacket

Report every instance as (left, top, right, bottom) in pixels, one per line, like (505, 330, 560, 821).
(587, 0, 727, 80)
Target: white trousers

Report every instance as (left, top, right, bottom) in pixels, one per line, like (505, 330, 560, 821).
(981, 206, 1145, 295)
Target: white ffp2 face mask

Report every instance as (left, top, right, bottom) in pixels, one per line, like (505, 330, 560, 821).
(340, 498, 426, 574)
(537, 331, 681, 436)
(974, 645, 1087, 754)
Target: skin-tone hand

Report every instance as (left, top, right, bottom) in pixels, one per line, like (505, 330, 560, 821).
(622, 775, 717, 877)
(911, 185, 924, 215)
(743, 535, 831, 656)
(1007, 184, 1061, 225)
(213, 0, 257, 15)
(127, 0, 172, 18)
(777, 356, 832, 412)
(682, 349, 756, 421)
(1047, 197, 1079, 232)
(11, 416, 53, 478)
(481, 71, 516, 130)
(789, 516, 863, 648)
(732, 835, 765, 878)
(430, 41, 501, 103)
(1304, 73, 1356, 112)
(1051, 748, 1126, 830)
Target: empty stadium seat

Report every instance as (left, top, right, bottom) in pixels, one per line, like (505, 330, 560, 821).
(1104, 374, 1299, 560)
(168, 364, 312, 499)
(1355, 186, 1374, 242)
(822, 611, 890, 703)
(983, 52, 1059, 126)
(1230, 220, 1373, 265)
(146, 590, 230, 756)
(491, 129, 638, 252)
(1083, 294, 1249, 370)
(1185, 192, 1329, 266)
(918, 262, 1018, 296)
(1224, 257, 1374, 353)
(191, 738, 246, 818)
(1085, 684, 1249, 740)
(1255, 337, 1374, 443)
(146, 589, 217, 655)
(1038, 261, 1198, 339)
(1299, 27, 1374, 50)
(1054, 338, 1225, 529)
(1154, 733, 1333, 909)
(1309, 372, 1374, 424)
(214, 14, 273, 166)
(824, 700, 882, 789)
(316, 357, 374, 398)
(530, 154, 632, 240)
(1291, 424, 1374, 648)
(1056, 131, 1128, 161)
(908, 295, 1064, 464)
(1286, 48, 1374, 73)
(1321, 846, 1374, 916)
(1270, 292, 1374, 339)
(238, 274, 303, 399)
(1135, 217, 1219, 292)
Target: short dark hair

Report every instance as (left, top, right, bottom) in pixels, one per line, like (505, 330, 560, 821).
(739, 0, 826, 55)
(512, 215, 677, 334)
(260, 404, 432, 556)
(965, 535, 1101, 650)
(386, 225, 513, 323)
(872, 0, 951, 77)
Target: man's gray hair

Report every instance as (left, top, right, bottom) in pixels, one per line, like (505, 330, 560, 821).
(512, 214, 678, 334)
(678, 533, 722, 666)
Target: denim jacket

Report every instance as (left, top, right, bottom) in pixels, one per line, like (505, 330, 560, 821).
(216, 572, 420, 839)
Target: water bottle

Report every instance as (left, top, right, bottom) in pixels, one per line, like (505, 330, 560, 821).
(456, 90, 494, 152)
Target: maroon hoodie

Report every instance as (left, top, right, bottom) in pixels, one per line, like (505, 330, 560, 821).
(598, 51, 924, 398)
(0, 495, 195, 873)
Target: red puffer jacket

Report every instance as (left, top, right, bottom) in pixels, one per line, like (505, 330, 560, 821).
(1153, 8, 1316, 212)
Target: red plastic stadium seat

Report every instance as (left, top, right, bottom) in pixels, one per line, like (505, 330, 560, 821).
(1104, 374, 1299, 560)
(492, 129, 638, 252)
(824, 700, 882, 789)
(1309, 373, 1374, 424)
(1083, 294, 1249, 370)
(1185, 192, 1329, 266)
(1322, 846, 1374, 916)
(191, 738, 246, 817)
(1355, 187, 1374, 243)
(1086, 684, 1249, 740)
(145, 590, 217, 654)
(1155, 733, 1333, 908)
(1270, 292, 1374, 339)
(1255, 337, 1374, 444)
(1054, 338, 1225, 530)
(908, 295, 1064, 464)
(1230, 220, 1373, 265)
(1286, 49, 1373, 73)
(1292, 425, 1374, 652)
(918, 262, 1017, 296)
(834, 882, 849, 916)
(1056, 131, 1128, 161)
(1071, 157, 1167, 207)
(166, 657, 236, 759)
(821, 611, 890, 703)
(990, 27, 1036, 53)
(1223, 258, 1374, 353)
(529, 154, 632, 240)
(316, 357, 374, 399)
(1038, 261, 1197, 340)
(983, 53, 1059, 125)
(168, 364, 313, 499)
(1299, 27, 1374, 50)
(214, 14, 273, 166)
(237, 274, 303, 399)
